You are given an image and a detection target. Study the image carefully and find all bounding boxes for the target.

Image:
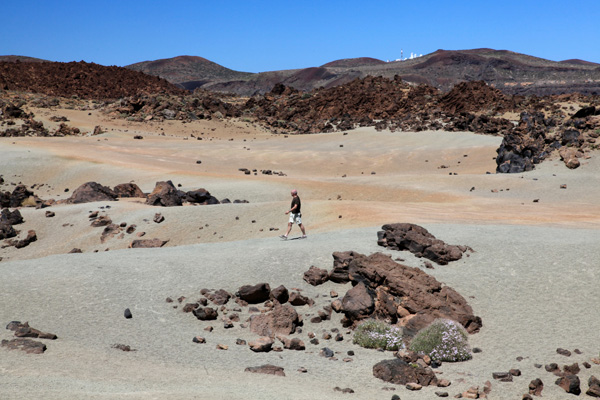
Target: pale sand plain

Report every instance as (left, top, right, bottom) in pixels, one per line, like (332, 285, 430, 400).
(0, 109, 599, 399)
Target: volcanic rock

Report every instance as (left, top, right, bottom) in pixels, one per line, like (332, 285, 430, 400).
(1, 208, 23, 225)
(332, 251, 481, 335)
(1, 338, 46, 354)
(248, 336, 274, 352)
(0, 221, 17, 239)
(556, 375, 581, 395)
(237, 282, 271, 304)
(193, 307, 218, 321)
(249, 303, 301, 337)
(205, 289, 231, 305)
(270, 285, 289, 304)
(184, 188, 219, 205)
(373, 358, 438, 386)
(146, 181, 182, 207)
(529, 378, 543, 396)
(113, 183, 145, 198)
(288, 291, 313, 306)
(303, 265, 329, 286)
(66, 182, 118, 204)
(129, 238, 168, 248)
(6, 321, 57, 339)
(377, 223, 469, 265)
(244, 364, 285, 376)
(588, 376, 600, 397)
(9, 230, 37, 248)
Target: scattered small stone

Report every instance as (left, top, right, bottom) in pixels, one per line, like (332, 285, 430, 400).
(112, 344, 135, 351)
(192, 336, 206, 344)
(435, 392, 449, 397)
(472, 347, 482, 353)
(216, 344, 228, 350)
(555, 375, 580, 395)
(557, 348, 572, 357)
(124, 308, 132, 319)
(45, 211, 55, 217)
(204, 326, 213, 332)
(583, 362, 591, 369)
(333, 387, 354, 393)
(235, 339, 246, 345)
(492, 372, 513, 382)
(298, 367, 307, 373)
(320, 347, 334, 358)
(509, 369, 521, 376)
(244, 364, 285, 377)
(153, 213, 165, 223)
(406, 382, 422, 391)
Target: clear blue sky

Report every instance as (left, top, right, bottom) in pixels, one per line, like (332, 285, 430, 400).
(2, 0, 599, 72)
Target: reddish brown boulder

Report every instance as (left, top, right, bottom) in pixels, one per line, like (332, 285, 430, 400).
(129, 238, 168, 248)
(66, 182, 118, 204)
(556, 375, 581, 395)
(248, 337, 274, 352)
(244, 364, 285, 377)
(373, 359, 438, 386)
(9, 230, 37, 248)
(377, 223, 468, 265)
(587, 376, 600, 397)
(249, 303, 301, 337)
(113, 183, 145, 198)
(328, 251, 357, 283)
(1, 208, 23, 225)
(205, 289, 231, 305)
(6, 321, 57, 339)
(288, 291, 313, 306)
(0, 221, 17, 239)
(278, 336, 306, 350)
(193, 307, 218, 321)
(184, 189, 219, 205)
(332, 251, 481, 335)
(91, 215, 112, 227)
(341, 281, 374, 322)
(146, 181, 182, 207)
(237, 282, 271, 304)
(303, 265, 329, 286)
(270, 285, 289, 304)
(529, 378, 543, 396)
(1, 338, 46, 354)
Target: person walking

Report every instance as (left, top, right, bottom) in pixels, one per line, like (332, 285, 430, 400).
(280, 189, 306, 240)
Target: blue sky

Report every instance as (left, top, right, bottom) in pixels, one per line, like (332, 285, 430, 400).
(2, 1, 599, 72)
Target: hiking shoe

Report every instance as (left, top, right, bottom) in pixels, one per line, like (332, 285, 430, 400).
(301, 235, 307, 239)
(279, 235, 288, 240)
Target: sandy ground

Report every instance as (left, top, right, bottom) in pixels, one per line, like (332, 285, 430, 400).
(1, 108, 599, 399)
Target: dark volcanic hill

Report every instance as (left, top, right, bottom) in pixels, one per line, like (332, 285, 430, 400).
(0, 55, 48, 63)
(127, 50, 600, 97)
(0, 60, 186, 99)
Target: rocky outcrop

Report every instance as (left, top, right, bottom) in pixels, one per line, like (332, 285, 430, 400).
(6, 321, 57, 339)
(129, 238, 168, 248)
(328, 251, 481, 335)
(377, 223, 471, 265)
(113, 183, 145, 198)
(184, 188, 219, 205)
(249, 303, 301, 337)
(146, 181, 182, 207)
(66, 182, 118, 204)
(1, 338, 46, 354)
(373, 359, 438, 386)
(0, 185, 43, 208)
(244, 364, 285, 377)
(237, 283, 271, 304)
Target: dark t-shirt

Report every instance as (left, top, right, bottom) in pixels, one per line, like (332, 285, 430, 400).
(291, 196, 301, 214)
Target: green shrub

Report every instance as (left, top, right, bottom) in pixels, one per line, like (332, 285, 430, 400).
(353, 319, 404, 351)
(409, 319, 472, 362)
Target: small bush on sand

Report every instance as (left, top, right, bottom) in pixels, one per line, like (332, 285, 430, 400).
(353, 319, 404, 351)
(409, 319, 472, 362)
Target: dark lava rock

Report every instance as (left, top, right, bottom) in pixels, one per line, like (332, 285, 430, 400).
(193, 307, 218, 321)
(113, 183, 145, 198)
(333, 251, 481, 335)
(288, 291, 313, 306)
(184, 188, 219, 205)
(270, 285, 289, 304)
(237, 282, 271, 304)
(153, 213, 165, 223)
(0, 221, 17, 240)
(66, 182, 118, 204)
(556, 375, 581, 395)
(146, 180, 182, 207)
(529, 378, 543, 396)
(124, 308, 132, 319)
(1, 338, 46, 354)
(206, 289, 231, 305)
(129, 238, 168, 248)
(587, 376, 600, 397)
(244, 364, 285, 377)
(377, 223, 469, 265)
(91, 215, 112, 227)
(557, 347, 572, 357)
(373, 358, 438, 386)
(303, 265, 329, 286)
(9, 230, 37, 248)
(1, 208, 23, 225)
(6, 321, 57, 339)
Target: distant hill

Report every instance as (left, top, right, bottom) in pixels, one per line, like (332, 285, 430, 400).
(131, 50, 600, 97)
(126, 55, 254, 89)
(0, 55, 48, 63)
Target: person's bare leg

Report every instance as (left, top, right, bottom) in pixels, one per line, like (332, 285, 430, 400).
(299, 223, 306, 236)
(285, 222, 293, 237)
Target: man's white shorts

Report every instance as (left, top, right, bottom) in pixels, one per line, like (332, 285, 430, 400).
(289, 213, 302, 225)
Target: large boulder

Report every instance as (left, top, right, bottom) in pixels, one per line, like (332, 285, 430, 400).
(113, 183, 145, 198)
(0, 222, 17, 239)
(249, 303, 301, 337)
(331, 251, 481, 335)
(1, 208, 23, 225)
(184, 189, 219, 205)
(66, 182, 117, 204)
(237, 283, 271, 304)
(146, 181, 182, 207)
(373, 359, 438, 386)
(377, 223, 468, 265)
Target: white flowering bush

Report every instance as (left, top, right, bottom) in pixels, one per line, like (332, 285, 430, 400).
(353, 319, 405, 351)
(409, 319, 472, 362)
